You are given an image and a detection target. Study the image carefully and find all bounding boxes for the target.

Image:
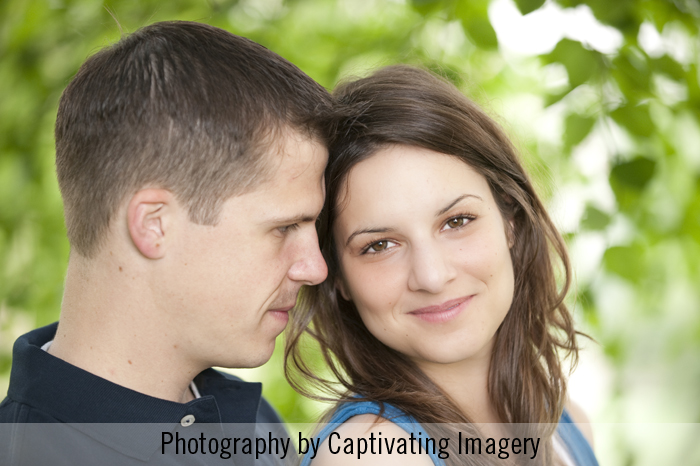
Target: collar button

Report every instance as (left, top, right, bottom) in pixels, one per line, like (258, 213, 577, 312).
(180, 414, 195, 427)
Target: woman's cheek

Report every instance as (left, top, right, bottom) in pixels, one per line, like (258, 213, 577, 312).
(343, 257, 405, 316)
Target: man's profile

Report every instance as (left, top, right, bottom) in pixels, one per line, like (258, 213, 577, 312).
(0, 20, 331, 464)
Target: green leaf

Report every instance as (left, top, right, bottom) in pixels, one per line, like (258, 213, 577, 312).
(455, 1, 499, 49)
(544, 88, 571, 107)
(409, 0, 443, 16)
(680, 179, 700, 244)
(544, 39, 599, 88)
(564, 113, 596, 148)
(461, 17, 498, 49)
(513, 0, 546, 15)
(610, 157, 656, 190)
(609, 157, 656, 212)
(581, 205, 611, 230)
(651, 55, 686, 81)
(603, 244, 646, 282)
(576, 287, 600, 329)
(685, 64, 700, 105)
(610, 104, 654, 137)
(602, 338, 625, 363)
(612, 46, 652, 102)
(587, 0, 637, 33)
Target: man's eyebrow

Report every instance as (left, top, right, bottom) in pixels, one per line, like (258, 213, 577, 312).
(436, 194, 483, 216)
(345, 227, 394, 248)
(266, 213, 318, 225)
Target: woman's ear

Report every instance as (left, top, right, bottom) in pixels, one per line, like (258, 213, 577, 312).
(127, 188, 174, 259)
(498, 193, 517, 249)
(335, 277, 351, 301)
(507, 218, 515, 249)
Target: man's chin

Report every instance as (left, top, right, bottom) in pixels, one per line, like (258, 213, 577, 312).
(215, 344, 277, 370)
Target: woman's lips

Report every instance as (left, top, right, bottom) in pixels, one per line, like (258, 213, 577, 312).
(408, 295, 473, 323)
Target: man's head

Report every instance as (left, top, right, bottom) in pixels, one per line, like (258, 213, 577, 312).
(56, 21, 332, 258)
(55, 21, 331, 369)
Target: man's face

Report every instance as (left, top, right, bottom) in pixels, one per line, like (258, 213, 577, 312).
(158, 130, 328, 369)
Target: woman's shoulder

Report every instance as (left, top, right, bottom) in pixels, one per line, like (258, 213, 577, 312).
(558, 399, 599, 466)
(563, 398, 594, 448)
(313, 414, 435, 465)
(305, 400, 436, 466)
(325, 399, 415, 424)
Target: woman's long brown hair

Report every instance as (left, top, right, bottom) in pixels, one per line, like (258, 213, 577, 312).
(285, 65, 580, 465)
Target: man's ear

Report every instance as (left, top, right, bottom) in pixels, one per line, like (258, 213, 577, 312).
(127, 188, 174, 259)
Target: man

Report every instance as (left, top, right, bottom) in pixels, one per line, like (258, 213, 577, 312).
(0, 21, 330, 464)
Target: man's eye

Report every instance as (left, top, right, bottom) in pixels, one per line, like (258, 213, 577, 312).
(278, 224, 299, 234)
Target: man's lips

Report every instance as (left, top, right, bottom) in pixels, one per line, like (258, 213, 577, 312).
(408, 295, 473, 323)
(268, 304, 294, 322)
(268, 304, 295, 313)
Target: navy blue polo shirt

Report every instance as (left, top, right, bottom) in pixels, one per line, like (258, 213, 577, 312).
(0, 323, 288, 465)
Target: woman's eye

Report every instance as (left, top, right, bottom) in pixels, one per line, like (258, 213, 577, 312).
(363, 240, 396, 254)
(370, 241, 388, 251)
(447, 217, 466, 228)
(443, 215, 474, 231)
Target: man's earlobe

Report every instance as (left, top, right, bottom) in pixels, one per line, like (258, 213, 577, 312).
(127, 189, 173, 259)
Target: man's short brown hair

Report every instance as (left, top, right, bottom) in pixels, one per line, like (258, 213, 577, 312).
(55, 21, 332, 257)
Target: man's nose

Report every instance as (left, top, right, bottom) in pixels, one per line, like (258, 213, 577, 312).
(287, 230, 328, 285)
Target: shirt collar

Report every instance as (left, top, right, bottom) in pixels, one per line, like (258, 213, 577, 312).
(8, 322, 264, 460)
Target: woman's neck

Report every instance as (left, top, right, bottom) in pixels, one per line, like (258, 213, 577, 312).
(415, 338, 502, 425)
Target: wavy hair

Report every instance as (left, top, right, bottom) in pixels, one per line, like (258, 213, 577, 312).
(286, 65, 580, 465)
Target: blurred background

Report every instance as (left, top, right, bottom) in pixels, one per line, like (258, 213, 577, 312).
(1, 0, 699, 464)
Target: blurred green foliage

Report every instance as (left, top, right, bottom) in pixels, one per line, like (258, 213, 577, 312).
(1, 0, 699, 464)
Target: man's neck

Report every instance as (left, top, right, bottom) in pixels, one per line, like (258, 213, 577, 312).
(49, 253, 203, 404)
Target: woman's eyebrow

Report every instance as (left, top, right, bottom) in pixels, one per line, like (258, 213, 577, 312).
(345, 227, 395, 248)
(436, 194, 483, 217)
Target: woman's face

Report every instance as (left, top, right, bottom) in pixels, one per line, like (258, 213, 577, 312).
(333, 145, 515, 370)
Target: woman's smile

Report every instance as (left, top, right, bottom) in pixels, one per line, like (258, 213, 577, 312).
(407, 295, 474, 323)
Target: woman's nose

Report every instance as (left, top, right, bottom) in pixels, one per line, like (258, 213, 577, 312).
(406, 242, 456, 294)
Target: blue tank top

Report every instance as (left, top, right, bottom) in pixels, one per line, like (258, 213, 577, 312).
(300, 400, 599, 466)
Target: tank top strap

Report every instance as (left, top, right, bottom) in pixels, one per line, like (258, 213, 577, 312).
(302, 402, 597, 466)
(301, 400, 445, 466)
(557, 409, 599, 466)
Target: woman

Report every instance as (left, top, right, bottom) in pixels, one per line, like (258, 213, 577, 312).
(286, 65, 597, 466)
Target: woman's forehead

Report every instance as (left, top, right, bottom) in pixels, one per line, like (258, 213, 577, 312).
(339, 146, 490, 204)
(332, 146, 497, 239)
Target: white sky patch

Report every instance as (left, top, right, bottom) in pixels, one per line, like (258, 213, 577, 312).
(240, 0, 286, 20)
(569, 231, 607, 285)
(490, 0, 623, 56)
(572, 129, 610, 178)
(638, 22, 665, 58)
(567, 335, 614, 421)
(638, 21, 697, 65)
(674, 111, 700, 171)
(661, 22, 696, 65)
(548, 184, 587, 233)
(604, 213, 636, 246)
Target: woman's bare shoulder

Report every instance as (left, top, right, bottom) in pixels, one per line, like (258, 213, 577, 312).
(310, 414, 435, 466)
